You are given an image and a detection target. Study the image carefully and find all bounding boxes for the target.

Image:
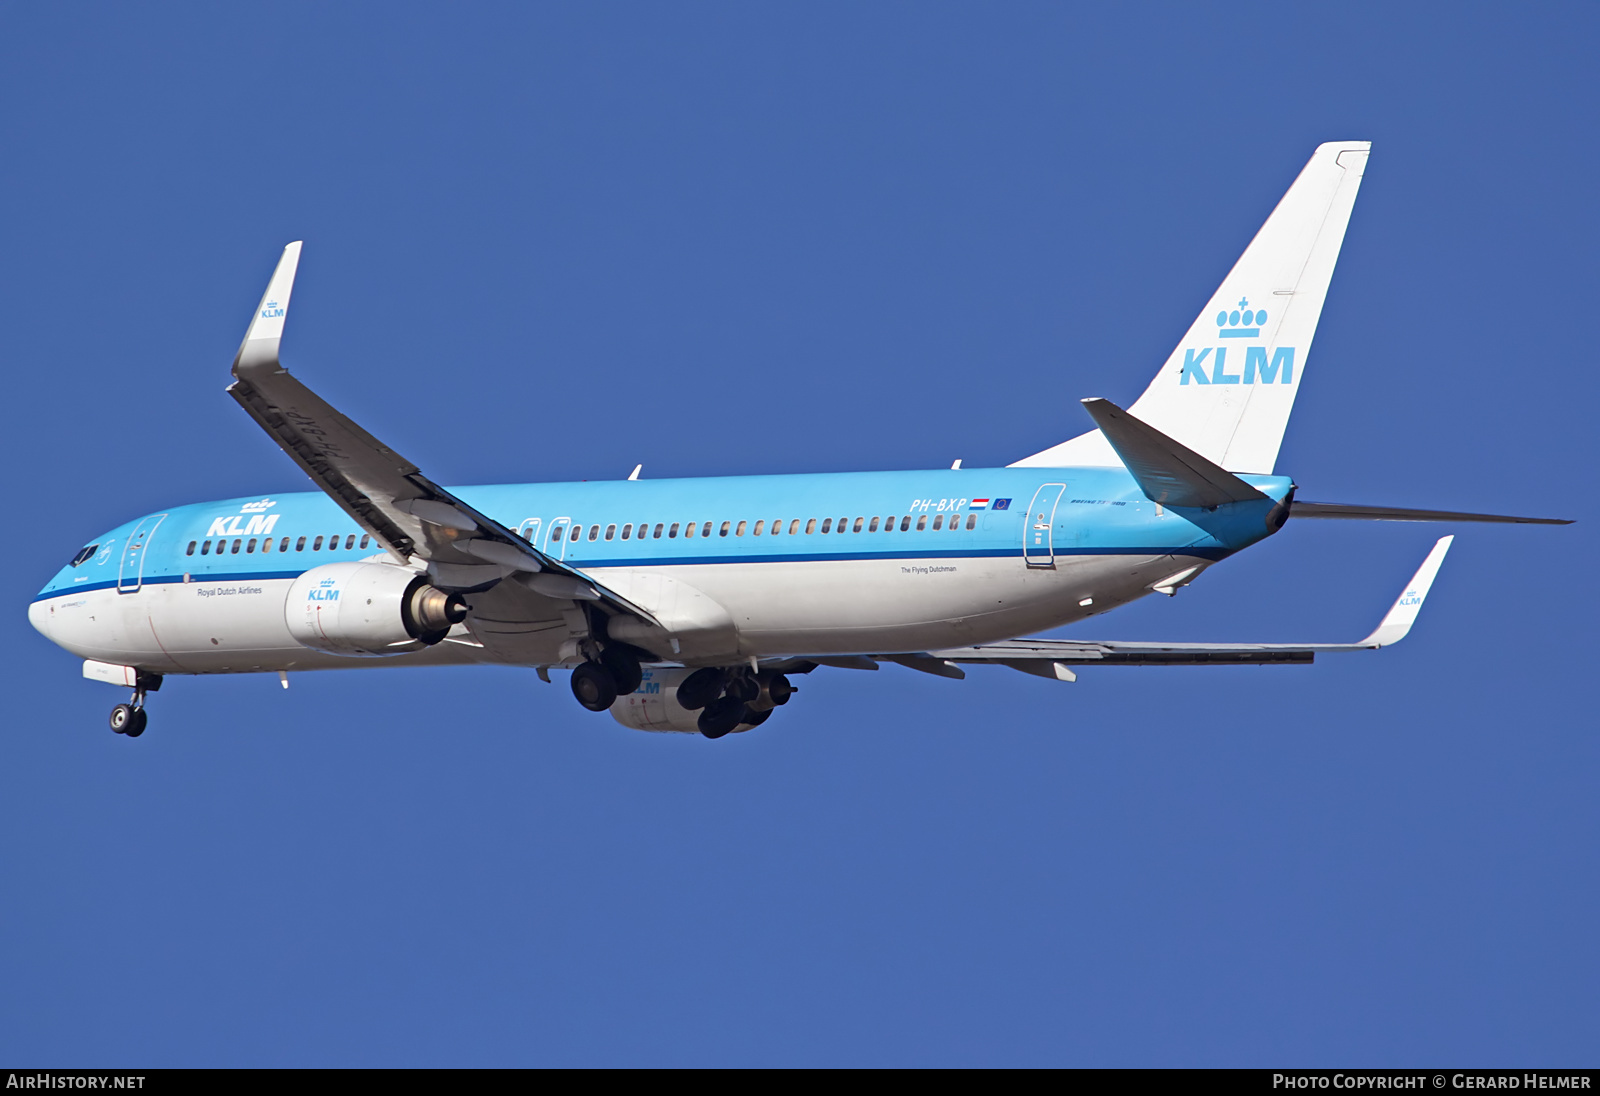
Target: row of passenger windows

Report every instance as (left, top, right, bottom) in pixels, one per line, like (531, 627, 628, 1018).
(181, 511, 980, 558)
(542, 513, 978, 544)
(185, 534, 372, 557)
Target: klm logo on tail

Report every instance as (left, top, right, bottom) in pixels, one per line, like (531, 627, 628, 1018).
(1180, 297, 1294, 386)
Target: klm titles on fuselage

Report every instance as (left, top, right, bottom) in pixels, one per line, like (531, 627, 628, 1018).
(1180, 296, 1294, 386)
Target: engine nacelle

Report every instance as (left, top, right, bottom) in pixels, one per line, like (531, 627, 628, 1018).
(285, 562, 467, 657)
(609, 667, 703, 733)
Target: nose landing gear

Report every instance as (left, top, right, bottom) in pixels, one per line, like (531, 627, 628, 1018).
(109, 672, 161, 738)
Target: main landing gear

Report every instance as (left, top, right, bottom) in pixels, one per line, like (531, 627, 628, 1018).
(109, 672, 162, 738)
(569, 646, 645, 712)
(676, 667, 795, 739)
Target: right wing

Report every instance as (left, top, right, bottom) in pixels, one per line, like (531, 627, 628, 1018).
(226, 243, 657, 625)
(873, 536, 1455, 682)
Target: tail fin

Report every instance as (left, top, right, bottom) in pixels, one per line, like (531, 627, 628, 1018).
(1013, 141, 1370, 474)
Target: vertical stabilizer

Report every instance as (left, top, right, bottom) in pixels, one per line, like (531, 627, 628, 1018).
(1013, 142, 1369, 474)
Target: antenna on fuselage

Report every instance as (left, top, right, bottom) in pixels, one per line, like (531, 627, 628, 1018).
(628, 464, 642, 481)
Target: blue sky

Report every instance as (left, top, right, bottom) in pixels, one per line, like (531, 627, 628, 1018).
(3, 2, 1595, 1066)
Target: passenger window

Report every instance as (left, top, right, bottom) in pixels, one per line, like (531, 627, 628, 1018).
(296, 536, 307, 551)
(768, 519, 780, 535)
(753, 520, 764, 536)
(584, 525, 596, 542)
(966, 514, 977, 530)
(821, 518, 832, 533)
(200, 541, 211, 555)
(868, 517, 879, 532)
(360, 535, 370, 548)
(186, 541, 197, 556)
(602, 524, 614, 540)
(933, 514, 943, 530)
(313, 536, 324, 550)
(232, 539, 243, 554)
(262, 538, 273, 554)
(669, 523, 679, 538)
(279, 537, 289, 552)
(736, 521, 746, 536)
(852, 517, 864, 533)
(344, 535, 354, 550)
(790, 519, 801, 535)
(247, 538, 257, 553)
(684, 522, 695, 538)
(719, 521, 730, 537)
(551, 526, 563, 542)
(328, 533, 339, 548)
(901, 516, 912, 531)
(621, 524, 632, 539)
(916, 516, 927, 531)
(653, 523, 664, 539)
(805, 519, 816, 534)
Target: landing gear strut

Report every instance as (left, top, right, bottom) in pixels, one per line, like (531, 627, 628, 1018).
(109, 673, 161, 738)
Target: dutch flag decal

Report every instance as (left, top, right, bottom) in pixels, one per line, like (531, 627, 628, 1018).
(970, 499, 990, 510)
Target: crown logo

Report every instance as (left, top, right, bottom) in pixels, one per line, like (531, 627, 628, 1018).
(240, 497, 277, 513)
(1215, 296, 1267, 339)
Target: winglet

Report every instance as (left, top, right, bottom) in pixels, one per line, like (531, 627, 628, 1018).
(1357, 536, 1453, 647)
(232, 241, 303, 377)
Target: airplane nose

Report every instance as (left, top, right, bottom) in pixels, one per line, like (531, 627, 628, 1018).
(28, 598, 53, 641)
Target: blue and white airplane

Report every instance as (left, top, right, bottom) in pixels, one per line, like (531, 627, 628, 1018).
(29, 142, 1570, 739)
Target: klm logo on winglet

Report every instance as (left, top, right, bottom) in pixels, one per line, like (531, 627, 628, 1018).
(260, 300, 284, 320)
(1181, 297, 1294, 386)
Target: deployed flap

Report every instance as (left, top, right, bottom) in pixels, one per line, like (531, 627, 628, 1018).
(1014, 141, 1370, 474)
(226, 243, 657, 624)
(1292, 501, 1572, 525)
(918, 536, 1452, 674)
(1080, 397, 1267, 508)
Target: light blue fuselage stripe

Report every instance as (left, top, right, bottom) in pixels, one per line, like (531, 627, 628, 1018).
(35, 466, 1291, 600)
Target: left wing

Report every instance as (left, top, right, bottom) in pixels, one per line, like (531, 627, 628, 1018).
(226, 242, 657, 624)
(892, 536, 1455, 682)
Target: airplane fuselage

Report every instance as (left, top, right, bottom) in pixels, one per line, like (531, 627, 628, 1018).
(30, 466, 1293, 675)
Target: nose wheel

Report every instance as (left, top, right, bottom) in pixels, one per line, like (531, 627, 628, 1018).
(110, 701, 147, 737)
(109, 673, 161, 737)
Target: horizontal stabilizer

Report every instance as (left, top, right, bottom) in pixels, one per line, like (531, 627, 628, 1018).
(1080, 398, 1268, 508)
(1292, 501, 1571, 525)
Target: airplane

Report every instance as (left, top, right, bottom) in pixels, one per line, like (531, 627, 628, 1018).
(28, 141, 1571, 740)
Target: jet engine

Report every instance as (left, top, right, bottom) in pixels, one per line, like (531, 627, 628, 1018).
(285, 561, 467, 656)
(608, 666, 794, 734)
(608, 667, 703, 733)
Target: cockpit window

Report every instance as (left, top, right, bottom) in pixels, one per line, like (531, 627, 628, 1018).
(69, 544, 98, 568)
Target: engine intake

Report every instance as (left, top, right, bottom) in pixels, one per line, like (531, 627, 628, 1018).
(286, 562, 467, 657)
